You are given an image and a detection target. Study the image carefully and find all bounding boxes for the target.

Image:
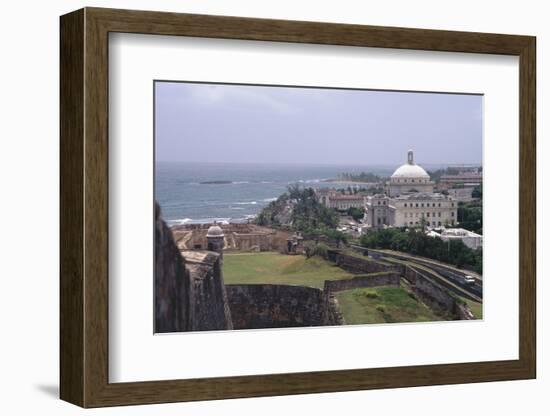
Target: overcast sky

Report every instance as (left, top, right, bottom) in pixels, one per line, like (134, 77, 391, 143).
(155, 81, 482, 166)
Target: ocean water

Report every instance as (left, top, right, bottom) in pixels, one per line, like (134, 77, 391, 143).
(155, 162, 398, 225)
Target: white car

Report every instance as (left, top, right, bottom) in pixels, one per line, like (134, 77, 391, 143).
(462, 275, 476, 285)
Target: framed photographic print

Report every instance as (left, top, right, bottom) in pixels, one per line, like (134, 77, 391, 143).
(60, 7, 536, 408)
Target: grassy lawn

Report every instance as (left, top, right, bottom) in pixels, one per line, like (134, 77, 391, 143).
(223, 252, 353, 289)
(461, 298, 483, 319)
(335, 286, 443, 325)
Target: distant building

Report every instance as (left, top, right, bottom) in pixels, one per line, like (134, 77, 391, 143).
(362, 151, 458, 229)
(439, 228, 483, 250)
(318, 149, 465, 232)
(447, 186, 476, 202)
(439, 169, 482, 187)
(317, 188, 365, 210)
(286, 232, 304, 254)
(363, 194, 395, 228)
(392, 192, 457, 228)
(388, 150, 435, 197)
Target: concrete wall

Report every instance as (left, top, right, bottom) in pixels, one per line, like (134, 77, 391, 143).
(226, 284, 343, 329)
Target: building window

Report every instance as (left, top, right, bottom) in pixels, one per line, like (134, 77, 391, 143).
(427, 212, 430, 217)
(438, 212, 441, 217)
(378, 201, 381, 205)
(433, 203, 436, 207)
(410, 221, 413, 225)
(404, 203, 407, 207)
(433, 212, 436, 217)
(438, 203, 441, 207)
(451, 203, 455, 207)
(451, 212, 455, 217)
(415, 203, 419, 207)
(421, 203, 424, 207)
(438, 221, 441, 226)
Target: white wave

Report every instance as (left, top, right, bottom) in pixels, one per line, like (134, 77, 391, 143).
(168, 217, 231, 225)
(234, 201, 258, 205)
(232, 181, 250, 184)
(167, 218, 192, 226)
(262, 197, 277, 202)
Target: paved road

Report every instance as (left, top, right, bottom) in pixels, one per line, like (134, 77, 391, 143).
(350, 245, 483, 302)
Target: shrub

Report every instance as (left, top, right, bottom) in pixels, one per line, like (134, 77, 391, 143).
(313, 243, 330, 260)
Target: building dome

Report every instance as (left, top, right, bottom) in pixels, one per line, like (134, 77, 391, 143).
(206, 224, 224, 238)
(391, 164, 430, 179)
(391, 150, 429, 179)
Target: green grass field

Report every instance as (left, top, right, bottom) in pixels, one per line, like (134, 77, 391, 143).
(461, 298, 483, 319)
(223, 252, 449, 325)
(223, 252, 353, 289)
(335, 286, 443, 325)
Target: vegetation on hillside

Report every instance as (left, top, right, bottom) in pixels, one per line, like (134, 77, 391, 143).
(256, 185, 347, 243)
(359, 228, 482, 274)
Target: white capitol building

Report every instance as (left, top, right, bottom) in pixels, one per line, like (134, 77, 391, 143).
(363, 150, 458, 229)
(388, 150, 435, 196)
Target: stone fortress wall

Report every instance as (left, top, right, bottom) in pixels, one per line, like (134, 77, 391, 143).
(326, 248, 475, 320)
(226, 284, 343, 329)
(323, 272, 401, 293)
(154, 204, 233, 333)
(156, 206, 474, 333)
(171, 223, 291, 253)
(403, 265, 474, 320)
(327, 249, 401, 274)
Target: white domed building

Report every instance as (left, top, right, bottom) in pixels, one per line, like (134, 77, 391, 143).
(388, 150, 435, 197)
(363, 150, 457, 229)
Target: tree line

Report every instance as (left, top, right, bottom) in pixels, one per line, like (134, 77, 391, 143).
(359, 228, 482, 274)
(256, 185, 347, 243)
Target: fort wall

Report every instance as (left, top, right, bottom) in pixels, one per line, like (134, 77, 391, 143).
(324, 272, 401, 293)
(155, 204, 233, 333)
(226, 284, 343, 329)
(403, 265, 474, 319)
(154, 203, 189, 333)
(326, 249, 400, 274)
(171, 223, 290, 252)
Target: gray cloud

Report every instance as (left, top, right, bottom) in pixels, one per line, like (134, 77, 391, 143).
(155, 81, 482, 166)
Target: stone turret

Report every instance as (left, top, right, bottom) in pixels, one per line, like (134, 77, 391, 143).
(206, 224, 225, 261)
